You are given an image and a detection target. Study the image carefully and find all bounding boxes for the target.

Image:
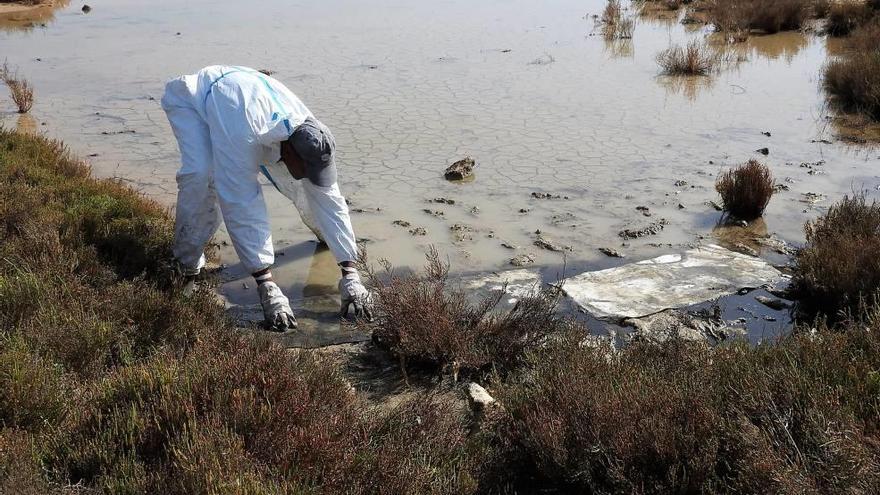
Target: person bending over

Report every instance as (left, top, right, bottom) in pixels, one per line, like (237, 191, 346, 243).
(161, 65, 371, 331)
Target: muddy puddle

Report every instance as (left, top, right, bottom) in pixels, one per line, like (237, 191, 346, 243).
(3, 0, 877, 340)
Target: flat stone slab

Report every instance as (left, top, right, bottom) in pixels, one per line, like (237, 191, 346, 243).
(463, 268, 544, 306)
(225, 294, 371, 349)
(563, 244, 782, 320)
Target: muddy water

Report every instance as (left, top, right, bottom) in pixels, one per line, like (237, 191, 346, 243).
(2, 0, 877, 324)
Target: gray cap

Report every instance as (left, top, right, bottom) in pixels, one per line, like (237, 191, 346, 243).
(289, 117, 338, 187)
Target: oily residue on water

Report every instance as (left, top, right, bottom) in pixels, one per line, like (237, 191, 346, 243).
(1, 0, 876, 326)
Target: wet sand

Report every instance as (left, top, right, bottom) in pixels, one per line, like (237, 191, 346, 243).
(2, 0, 875, 336)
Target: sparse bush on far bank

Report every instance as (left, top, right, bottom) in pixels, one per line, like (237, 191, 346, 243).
(706, 0, 811, 35)
(656, 39, 718, 75)
(825, 20, 880, 120)
(826, 1, 874, 36)
(715, 159, 775, 220)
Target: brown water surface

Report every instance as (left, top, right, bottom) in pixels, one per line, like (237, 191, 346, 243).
(2, 0, 876, 311)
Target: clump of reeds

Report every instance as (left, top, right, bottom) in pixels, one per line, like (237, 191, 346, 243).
(656, 39, 718, 75)
(791, 193, 880, 319)
(602, 0, 635, 39)
(714, 160, 774, 219)
(824, 20, 880, 120)
(1, 63, 34, 114)
(825, 1, 874, 36)
(706, 0, 810, 36)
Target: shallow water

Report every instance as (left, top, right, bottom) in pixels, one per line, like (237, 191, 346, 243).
(2, 0, 877, 330)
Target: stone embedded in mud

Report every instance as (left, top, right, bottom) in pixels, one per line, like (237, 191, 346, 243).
(82, 5, 92, 13)
(756, 147, 770, 155)
(599, 247, 625, 258)
(392, 219, 411, 228)
(534, 234, 569, 252)
(431, 197, 456, 205)
(444, 157, 475, 181)
(510, 253, 535, 266)
(409, 227, 427, 236)
(618, 219, 668, 240)
(531, 192, 569, 200)
(450, 223, 474, 242)
(755, 295, 792, 311)
(563, 244, 782, 320)
(422, 208, 445, 217)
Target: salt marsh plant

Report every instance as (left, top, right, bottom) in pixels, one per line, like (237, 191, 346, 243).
(1, 63, 34, 113)
(825, 20, 880, 120)
(791, 193, 880, 319)
(714, 160, 774, 219)
(656, 39, 718, 75)
(602, 0, 635, 40)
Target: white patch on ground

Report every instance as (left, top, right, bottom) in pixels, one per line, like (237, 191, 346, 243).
(563, 244, 782, 319)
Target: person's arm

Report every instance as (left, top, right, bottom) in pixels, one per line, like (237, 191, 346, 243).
(299, 180, 358, 265)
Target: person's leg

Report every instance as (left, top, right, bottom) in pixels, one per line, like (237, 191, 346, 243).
(161, 78, 220, 276)
(205, 88, 295, 330)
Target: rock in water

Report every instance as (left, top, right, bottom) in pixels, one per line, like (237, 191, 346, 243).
(445, 157, 475, 181)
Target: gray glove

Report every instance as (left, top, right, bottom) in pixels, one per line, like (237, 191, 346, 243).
(339, 272, 374, 321)
(258, 281, 297, 331)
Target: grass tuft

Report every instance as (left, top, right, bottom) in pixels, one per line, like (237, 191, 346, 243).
(714, 159, 774, 219)
(656, 39, 718, 75)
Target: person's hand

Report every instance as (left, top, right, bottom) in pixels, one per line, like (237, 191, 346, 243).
(258, 281, 298, 331)
(339, 272, 374, 321)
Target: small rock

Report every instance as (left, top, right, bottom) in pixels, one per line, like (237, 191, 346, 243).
(470, 206, 480, 215)
(755, 295, 792, 311)
(534, 234, 569, 252)
(431, 197, 456, 205)
(756, 147, 770, 156)
(467, 383, 496, 411)
(674, 180, 688, 187)
(409, 227, 427, 236)
(599, 247, 625, 258)
(82, 4, 92, 13)
(422, 209, 445, 217)
(636, 205, 651, 217)
(678, 203, 686, 209)
(510, 253, 535, 266)
(445, 157, 475, 181)
(501, 242, 518, 249)
(762, 131, 771, 137)
(392, 220, 411, 228)
(519, 208, 530, 214)
(531, 192, 568, 200)
(618, 219, 668, 240)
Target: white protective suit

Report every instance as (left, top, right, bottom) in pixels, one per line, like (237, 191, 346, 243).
(161, 65, 358, 275)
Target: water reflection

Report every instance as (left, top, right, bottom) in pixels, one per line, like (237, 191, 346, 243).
(15, 113, 36, 134)
(657, 74, 715, 101)
(604, 38, 633, 59)
(712, 217, 768, 255)
(0, 0, 68, 32)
